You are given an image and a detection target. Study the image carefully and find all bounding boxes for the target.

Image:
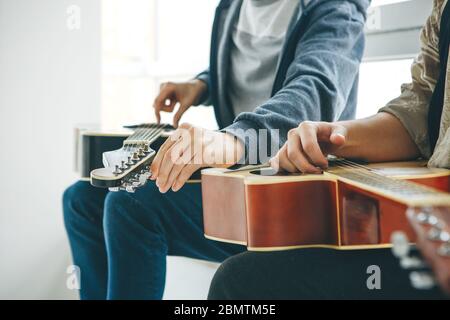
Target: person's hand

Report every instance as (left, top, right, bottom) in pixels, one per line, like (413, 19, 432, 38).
(150, 123, 244, 193)
(270, 121, 347, 174)
(153, 80, 207, 128)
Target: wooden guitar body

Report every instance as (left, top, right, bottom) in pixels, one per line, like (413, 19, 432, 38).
(201, 161, 450, 251)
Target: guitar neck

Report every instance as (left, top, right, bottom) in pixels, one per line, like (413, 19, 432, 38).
(328, 160, 450, 207)
(123, 123, 170, 146)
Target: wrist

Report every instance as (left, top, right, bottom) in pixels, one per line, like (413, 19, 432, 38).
(333, 121, 362, 159)
(219, 133, 245, 168)
(190, 79, 207, 104)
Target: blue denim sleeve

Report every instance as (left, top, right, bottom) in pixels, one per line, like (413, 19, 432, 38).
(194, 68, 212, 106)
(223, 0, 369, 164)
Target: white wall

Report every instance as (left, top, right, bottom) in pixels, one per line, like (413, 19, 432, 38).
(0, 0, 100, 299)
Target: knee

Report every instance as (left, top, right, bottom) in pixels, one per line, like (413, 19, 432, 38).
(103, 183, 162, 232)
(208, 254, 243, 300)
(63, 181, 104, 225)
(63, 181, 92, 218)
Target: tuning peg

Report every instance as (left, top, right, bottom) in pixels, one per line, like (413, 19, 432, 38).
(122, 173, 147, 189)
(414, 208, 431, 223)
(409, 271, 436, 290)
(139, 167, 151, 178)
(391, 231, 411, 258)
(417, 211, 439, 226)
(391, 231, 427, 269)
(132, 152, 140, 161)
(137, 147, 146, 157)
(427, 228, 450, 242)
(121, 183, 136, 193)
(113, 165, 122, 175)
(140, 171, 152, 182)
(126, 186, 136, 193)
(438, 243, 450, 257)
(126, 156, 134, 166)
(142, 144, 150, 153)
(120, 160, 128, 170)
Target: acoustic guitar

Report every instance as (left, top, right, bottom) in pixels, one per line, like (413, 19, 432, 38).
(201, 159, 450, 251)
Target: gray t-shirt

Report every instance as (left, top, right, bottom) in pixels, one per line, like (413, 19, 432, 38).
(229, 0, 299, 117)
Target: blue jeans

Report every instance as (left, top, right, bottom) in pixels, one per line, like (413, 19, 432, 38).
(62, 181, 245, 300)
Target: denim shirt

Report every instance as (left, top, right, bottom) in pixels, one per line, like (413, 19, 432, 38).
(196, 0, 370, 163)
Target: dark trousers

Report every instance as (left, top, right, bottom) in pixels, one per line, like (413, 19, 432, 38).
(208, 248, 448, 300)
(62, 181, 245, 300)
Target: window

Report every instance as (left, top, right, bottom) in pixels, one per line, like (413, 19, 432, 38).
(101, 0, 425, 128)
(102, 0, 219, 129)
(357, 58, 413, 119)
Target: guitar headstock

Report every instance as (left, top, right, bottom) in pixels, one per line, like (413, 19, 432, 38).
(90, 124, 173, 192)
(407, 207, 450, 294)
(90, 144, 156, 192)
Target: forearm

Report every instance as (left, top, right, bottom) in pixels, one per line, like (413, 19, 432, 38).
(336, 112, 421, 162)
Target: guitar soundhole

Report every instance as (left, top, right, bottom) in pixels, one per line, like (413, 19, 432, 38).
(342, 193, 380, 245)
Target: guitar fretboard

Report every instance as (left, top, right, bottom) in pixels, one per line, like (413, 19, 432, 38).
(124, 124, 170, 145)
(332, 170, 437, 198)
(328, 159, 449, 205)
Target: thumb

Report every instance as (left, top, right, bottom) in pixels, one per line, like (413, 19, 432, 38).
(329, 125, 347, 146)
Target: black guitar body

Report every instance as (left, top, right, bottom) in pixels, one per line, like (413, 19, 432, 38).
(77, 133, 127, 179)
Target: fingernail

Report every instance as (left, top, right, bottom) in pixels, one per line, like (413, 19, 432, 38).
(155, 179, 160, 187)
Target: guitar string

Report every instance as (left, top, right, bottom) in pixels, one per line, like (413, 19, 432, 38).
(331, 159, 433, 195)
(120, 128, 411, 188)
(129, 125, 164, 153)
(118, 129, 438, 197)
(124, 124, 166, 154)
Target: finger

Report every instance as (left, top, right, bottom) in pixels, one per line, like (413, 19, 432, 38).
(155, 139, 184, 189)
(155, 100, 177, 123)
(287, 129, 321, 174)
(270, 146, 297, 173)
(155, 126, 192, 188)
(158, 163, 185, 193)
(159, 137, 195, 192)
(171, 164, 202, 192)
(150, 130, 181, 179)
(173, 103, 190, 128)
(329, 125, 347, 146)
(298, 124, 328, 168)
(154, 84, 176, 123)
